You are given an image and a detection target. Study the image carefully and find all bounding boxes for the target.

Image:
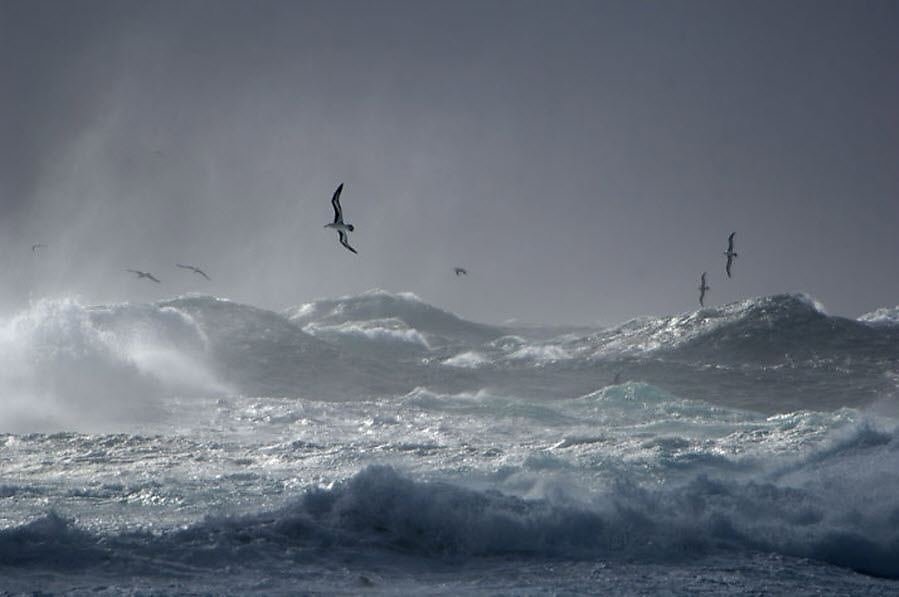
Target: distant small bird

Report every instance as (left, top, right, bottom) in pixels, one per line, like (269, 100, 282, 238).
(32, 243, 46, 254)
(613, 370, 622, 385)
(176, 263, 211, 280)
(454, 267, 468, 276)
(724, 232, 738, 278)
(699, 272, 710, 306)
(127, 269, 161, 283)
(323, 183, 357, 254)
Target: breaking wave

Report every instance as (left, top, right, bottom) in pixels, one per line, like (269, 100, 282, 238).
(285, 289, 504, 346)
(1, 291, 897, 429)
(5, 419, 899, 581)
(860, 306, 899, 326)
(0, 298, 227, 431)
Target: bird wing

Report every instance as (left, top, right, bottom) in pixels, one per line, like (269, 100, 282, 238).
(728, 232, 735, 251)
(338, 230, 357, 254)
(148, 274, 161, 283)
(126, 269, 140, 276)
(726, 256, 733, 278)
(178, 263, 210, 279)
(331, 184, 344, 224)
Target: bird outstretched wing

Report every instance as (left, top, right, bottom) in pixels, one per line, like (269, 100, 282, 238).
(331, 184, 344, 224)
(338, 230, 357, 254)
(178, 264, 211, 280)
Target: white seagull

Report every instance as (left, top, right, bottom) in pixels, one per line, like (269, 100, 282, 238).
(724, 232, 738, 278)
(699, 272, 710, 306)
(127, 269, 161, 284)
(323, 183, 357, 254)
(177, 263, 211, 280)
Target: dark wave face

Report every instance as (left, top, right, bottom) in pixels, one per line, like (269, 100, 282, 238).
(545, 294, 899, 412)
(4, 447, 899, 583)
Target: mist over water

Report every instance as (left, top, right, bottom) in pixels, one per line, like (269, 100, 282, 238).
(0, 297, 227, 432)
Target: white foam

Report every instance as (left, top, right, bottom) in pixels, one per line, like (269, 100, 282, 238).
(303, 318, 430, 348)
(443, 351, 490, 368)
(859, 306, 899, 326)
(506, 344, 572, 364)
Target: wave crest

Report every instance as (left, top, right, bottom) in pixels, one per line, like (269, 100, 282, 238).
(0, 298, 226, 431)
(5, 455, 899, 580)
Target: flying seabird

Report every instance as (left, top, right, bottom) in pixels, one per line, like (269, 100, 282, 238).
(699, 272, 710, 306)
(32, 243, 46, 254)
(127, 269, 161, 283)
(724, 232, 738, 278)
(323, 183, 357, 254)
(454, 267, 468, 276)
(176, 263, 211, 280)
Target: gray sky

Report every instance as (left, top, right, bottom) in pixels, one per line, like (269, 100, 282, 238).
(2, 0, 897, 325)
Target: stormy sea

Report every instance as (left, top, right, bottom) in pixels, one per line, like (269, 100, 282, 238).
(1, 289, 898, 595)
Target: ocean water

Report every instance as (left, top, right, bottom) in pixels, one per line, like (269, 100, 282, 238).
(1, 290, 898, 595)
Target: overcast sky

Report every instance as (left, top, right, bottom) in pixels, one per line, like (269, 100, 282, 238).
(1, 0, 897, 325)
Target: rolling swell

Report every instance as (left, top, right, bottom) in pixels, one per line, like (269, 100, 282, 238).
(159, 295, 405, 398)
(521, 294, 899, 412)
(285, 289, 506, 347)
(1, 291, 897, 431)
(668, 294, 898, 365)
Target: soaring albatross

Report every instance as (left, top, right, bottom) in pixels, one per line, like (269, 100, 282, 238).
(127, 269, 161, 283)
(724, 232, 738, 278)
(176, 263, 211, 280)
(323, 183, 357, 254)
(699, 272, 710, 306)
